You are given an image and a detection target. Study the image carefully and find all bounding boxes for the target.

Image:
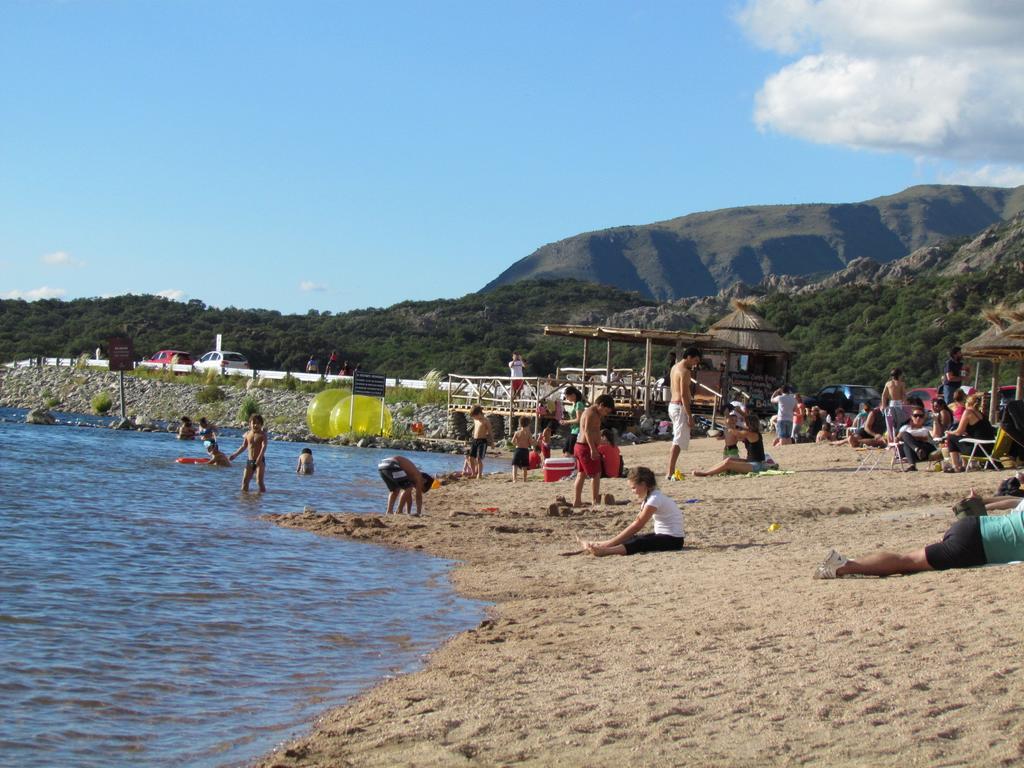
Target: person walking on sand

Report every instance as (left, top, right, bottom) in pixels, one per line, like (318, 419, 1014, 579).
(666, 346, 702, 480)
(576, 466, 684, 557)
(378, 455, 434, 516)
(230, 414, 268, 492)
(568, 394, 616, 507)
(814, 494, 1024, 579)
(468, 405, 492, 478)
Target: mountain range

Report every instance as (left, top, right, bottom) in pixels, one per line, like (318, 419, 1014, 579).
(483, 184, 1024, 300)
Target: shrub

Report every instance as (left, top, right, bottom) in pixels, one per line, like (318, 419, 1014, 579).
(91, 391, 113, 414)
(196, 385, 226, 404)
(237, 396, 261, 423)
(283, 372, 297, 391)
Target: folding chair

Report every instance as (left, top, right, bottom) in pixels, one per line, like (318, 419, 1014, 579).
(961, 432, 999, 471)
(854, 443, 884, 472)
(884, 410, 906, 471)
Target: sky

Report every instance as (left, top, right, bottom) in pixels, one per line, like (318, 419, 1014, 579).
(2, 0, 1023, 314)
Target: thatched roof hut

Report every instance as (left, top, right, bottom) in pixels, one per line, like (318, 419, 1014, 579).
(708, 300, 794, 354)
(961, 305, 1024, 419)
(963, 307, 1024, 360)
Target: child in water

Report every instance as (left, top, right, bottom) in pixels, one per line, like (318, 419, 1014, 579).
(511, 416, 534, 482)
(177, 416, 196, 440)
(205, 441, 231, 467)
(296, 447, 314, 475)
(230, 414, 268, 492)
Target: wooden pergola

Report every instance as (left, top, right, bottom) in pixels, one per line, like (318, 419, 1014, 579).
(542, 324, 734, 415)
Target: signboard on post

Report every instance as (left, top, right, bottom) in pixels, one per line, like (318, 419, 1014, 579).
(351, 371, 387, 435)
(352, 371, 386, 398)
(107, 336, 135, 372)
(107, 336, 134, 419)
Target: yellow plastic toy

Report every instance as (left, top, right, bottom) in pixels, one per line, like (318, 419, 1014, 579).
(329, 395, 393, 436)
(306, 389, 348, 438)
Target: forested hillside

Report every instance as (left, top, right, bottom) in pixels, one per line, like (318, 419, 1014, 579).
(0, 281, 656, 378)
(3, 214, 1022, 391)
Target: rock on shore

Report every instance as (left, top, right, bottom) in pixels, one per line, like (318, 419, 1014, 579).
(0, 366, 463, 452)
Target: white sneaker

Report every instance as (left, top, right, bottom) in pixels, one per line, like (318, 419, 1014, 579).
(813, 549, 848, 579)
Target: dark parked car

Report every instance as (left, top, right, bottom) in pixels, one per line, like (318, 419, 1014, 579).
(803, 384, 882, 416)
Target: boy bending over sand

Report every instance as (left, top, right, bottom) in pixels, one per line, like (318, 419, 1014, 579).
(578, 467, 684, 557)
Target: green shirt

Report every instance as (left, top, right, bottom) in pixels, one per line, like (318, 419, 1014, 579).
(569, 401, 585, 435)
(979, 507, 1024, 564)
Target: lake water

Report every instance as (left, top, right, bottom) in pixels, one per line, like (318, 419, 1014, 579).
(0, 410, 487, 767)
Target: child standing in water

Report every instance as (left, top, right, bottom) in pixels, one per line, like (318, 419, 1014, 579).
(468, 405, 492, 479)
(230, 414, 268, 492)
(296, 447, 314, 475)
(511, 416, 534, 482)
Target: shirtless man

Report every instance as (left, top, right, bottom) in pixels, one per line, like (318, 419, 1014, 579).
(666, 346, 702, 480)
(571, 394, 616, 507)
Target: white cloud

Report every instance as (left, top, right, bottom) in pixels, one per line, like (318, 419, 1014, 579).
(155, 289, 187, 301)
(1, 286, 67, 300)
(938, 163, 1024, 187)
(41, 250, 85, 267)
(299, 280, 327, 292)
(737, 0, 1024, 175)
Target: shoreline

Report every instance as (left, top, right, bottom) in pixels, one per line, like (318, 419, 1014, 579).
(256, 438, 1024, 766)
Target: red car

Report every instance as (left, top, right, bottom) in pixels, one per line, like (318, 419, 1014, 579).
(140, 350, 195, 369)
(905, 387, 940, 410)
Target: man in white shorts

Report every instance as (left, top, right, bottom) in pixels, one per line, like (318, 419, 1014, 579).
(665, 346, 702, 481)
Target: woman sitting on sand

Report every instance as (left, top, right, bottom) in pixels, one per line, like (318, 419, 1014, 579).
(577, 467, 683, 557)
(693, 413, 771, 477)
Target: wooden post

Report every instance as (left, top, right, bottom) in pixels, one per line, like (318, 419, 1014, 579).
(644, 338, 653, 416)
(605, 339, 612, 385)
(582, 338, 590, 402)
(990, 360, 1001, 422)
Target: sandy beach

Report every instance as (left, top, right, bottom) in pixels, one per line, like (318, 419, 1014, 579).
(258, 436, 1024, 767)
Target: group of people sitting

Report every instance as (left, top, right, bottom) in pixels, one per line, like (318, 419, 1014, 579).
(842, 392, 996, 472)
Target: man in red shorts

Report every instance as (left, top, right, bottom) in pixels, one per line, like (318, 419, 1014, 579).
(571, 394, 616, 507)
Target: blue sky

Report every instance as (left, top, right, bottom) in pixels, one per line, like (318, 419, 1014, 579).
(2, 1, 1022, 313)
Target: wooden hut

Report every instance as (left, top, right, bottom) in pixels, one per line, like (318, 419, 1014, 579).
(705, 300, 794, 412)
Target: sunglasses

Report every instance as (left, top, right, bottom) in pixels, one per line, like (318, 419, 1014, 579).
(912, 412, 925, 418)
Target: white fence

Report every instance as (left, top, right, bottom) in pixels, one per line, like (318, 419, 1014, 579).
(6, 358, 434, 390)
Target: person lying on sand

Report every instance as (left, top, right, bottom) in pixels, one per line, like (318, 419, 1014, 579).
(814, 494, 1024, 579)
(576, 467, 684, 557)
(693, 413, 772, 477)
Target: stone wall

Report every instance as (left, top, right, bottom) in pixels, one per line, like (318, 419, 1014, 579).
(0, 366, 463, 451)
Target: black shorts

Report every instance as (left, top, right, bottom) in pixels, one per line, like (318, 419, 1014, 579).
(512, 447, 530, 468)
(623, 534, 685, 556)
(924, 516, 987, 570)
(564, 433, 578, 455)
(378, 460, 415, 492)
(470, 439, 488, 460)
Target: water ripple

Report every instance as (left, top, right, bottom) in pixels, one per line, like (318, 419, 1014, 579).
(0, 412, 485, 768)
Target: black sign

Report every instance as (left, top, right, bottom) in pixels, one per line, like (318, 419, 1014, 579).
(352, 371, 386, 398)
(107, 336, 135, 372)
